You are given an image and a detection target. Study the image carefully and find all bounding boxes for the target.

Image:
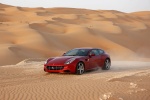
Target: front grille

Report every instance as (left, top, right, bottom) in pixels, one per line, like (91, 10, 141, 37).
(47, 66, 64, 70)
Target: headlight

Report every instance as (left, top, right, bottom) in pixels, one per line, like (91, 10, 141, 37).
(65, 58, 76, 64)
(44, 59, 48, 64)
(44, 58, 53, 64)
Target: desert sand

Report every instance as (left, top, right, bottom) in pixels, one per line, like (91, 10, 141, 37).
(0, 59, 150, 100)
(0, 3, 150, 100)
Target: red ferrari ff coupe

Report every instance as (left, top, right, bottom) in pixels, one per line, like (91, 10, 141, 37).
(44, 47, 111, 75)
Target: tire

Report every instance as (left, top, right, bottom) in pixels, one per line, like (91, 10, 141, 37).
(76, 62, 85, 75)
(102, 59, 110, 70)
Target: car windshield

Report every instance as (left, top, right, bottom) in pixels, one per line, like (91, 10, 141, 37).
(63, 49, 89, 56)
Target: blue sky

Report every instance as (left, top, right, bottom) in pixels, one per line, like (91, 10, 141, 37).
(1, 0, 150, 12)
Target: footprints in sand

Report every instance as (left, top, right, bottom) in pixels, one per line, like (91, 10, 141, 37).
(99, 92, 113, 100)
(99, 92, 124, 100)
(129, 82, 137, 89)
(128, 82, 147, 94)
(99, 82, 147, 100)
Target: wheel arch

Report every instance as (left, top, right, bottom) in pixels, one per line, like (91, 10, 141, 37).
(76, 61, 85, 67)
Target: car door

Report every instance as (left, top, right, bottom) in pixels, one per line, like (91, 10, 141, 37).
(88, 50, 100, 69)
(97, 49, 105, 67)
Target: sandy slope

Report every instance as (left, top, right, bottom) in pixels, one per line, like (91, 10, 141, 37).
(0, 3, 150, 66)
(0, 60, 150, 100)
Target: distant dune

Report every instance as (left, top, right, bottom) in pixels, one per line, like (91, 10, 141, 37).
(0, 3, 150, 66)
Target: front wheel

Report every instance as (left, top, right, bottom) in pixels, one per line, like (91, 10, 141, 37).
(76, 62, 85, 75)
(102, 59, 110, 70)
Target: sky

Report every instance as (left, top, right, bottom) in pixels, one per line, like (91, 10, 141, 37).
(1, 0, 150, 12)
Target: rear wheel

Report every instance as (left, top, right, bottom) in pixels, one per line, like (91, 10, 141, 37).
(102, 59, 110, 70)
(76, 62, 85, 75)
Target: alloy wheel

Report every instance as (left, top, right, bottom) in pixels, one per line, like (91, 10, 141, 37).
(76, 62, 84, 75)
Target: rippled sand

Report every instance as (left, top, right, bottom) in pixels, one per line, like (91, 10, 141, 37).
(0, 60, 150, 100)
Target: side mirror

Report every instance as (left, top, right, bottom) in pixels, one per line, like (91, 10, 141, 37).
(62, 53, 66, 56)
(89, 53, 95, 57)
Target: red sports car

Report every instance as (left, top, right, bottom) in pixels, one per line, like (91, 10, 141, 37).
(44, 47, 111, 75)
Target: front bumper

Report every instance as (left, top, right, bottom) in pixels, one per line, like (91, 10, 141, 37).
(44, 64, 76, 73)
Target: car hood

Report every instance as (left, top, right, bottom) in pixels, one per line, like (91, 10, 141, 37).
(46, 56, 84, 65)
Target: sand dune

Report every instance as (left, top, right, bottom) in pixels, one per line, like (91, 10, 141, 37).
(1, 4, 150, 66)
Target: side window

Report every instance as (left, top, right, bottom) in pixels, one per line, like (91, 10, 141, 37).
(91, 50, 99, 56)
(89, 50, 95, 55)
(98, 49, 104, 55)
